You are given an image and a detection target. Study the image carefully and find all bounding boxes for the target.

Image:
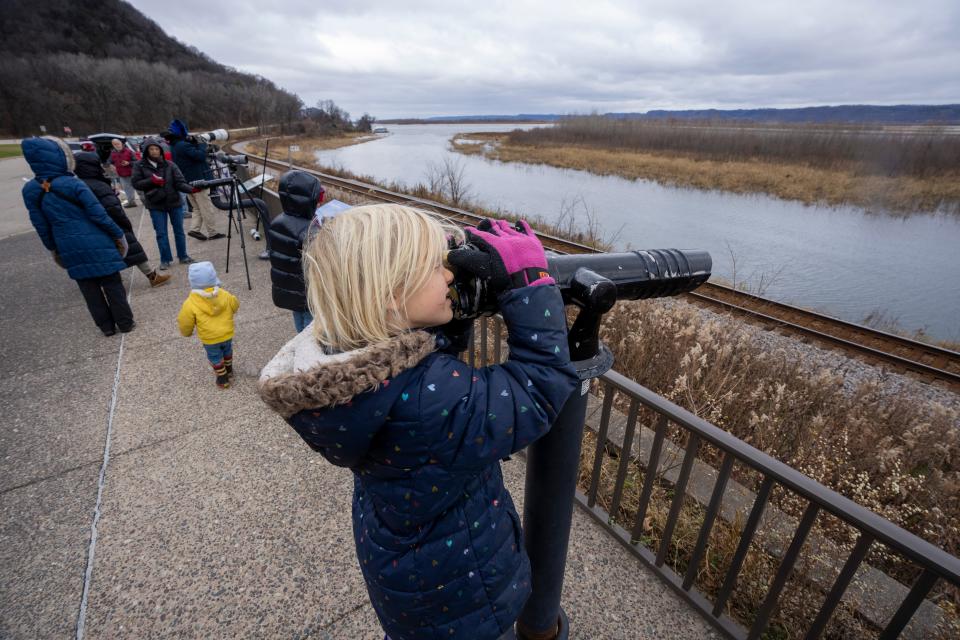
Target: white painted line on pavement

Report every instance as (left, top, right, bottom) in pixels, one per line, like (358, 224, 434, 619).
(75, 202, 146, 640)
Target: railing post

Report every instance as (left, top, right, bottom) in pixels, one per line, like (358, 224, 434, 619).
(517, 270, 616, 640)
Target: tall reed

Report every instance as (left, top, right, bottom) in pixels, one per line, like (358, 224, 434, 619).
(508, 116, 960, 178)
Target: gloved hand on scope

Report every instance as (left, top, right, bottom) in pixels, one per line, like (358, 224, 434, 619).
(150, 174, 165, 187)
(447, 218, 554, 295)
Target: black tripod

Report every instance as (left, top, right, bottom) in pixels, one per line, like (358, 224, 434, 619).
(193, 171, 267, 291)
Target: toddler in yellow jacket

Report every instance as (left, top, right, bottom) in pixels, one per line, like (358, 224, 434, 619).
(177, 261, 239, 388)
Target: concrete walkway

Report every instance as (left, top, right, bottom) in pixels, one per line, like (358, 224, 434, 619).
(0, 176, 713, 639)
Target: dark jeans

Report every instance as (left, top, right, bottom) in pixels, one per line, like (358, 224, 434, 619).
(76, 272, 134, 333)
(149, 206, 186, 263)
(292, 310, 313, 333)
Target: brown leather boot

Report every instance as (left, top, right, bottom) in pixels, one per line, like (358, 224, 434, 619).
(147, 270, 172, 287)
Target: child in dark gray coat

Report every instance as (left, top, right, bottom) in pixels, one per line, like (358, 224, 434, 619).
(267, 170, 325, 332)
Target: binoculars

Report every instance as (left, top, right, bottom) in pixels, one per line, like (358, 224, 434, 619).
(446, 246, 712, 319)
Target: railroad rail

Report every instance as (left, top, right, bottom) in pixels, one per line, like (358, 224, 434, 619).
(230, 142, 960, 388)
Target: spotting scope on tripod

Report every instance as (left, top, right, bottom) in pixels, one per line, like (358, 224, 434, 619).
(190, 172, 270, 291)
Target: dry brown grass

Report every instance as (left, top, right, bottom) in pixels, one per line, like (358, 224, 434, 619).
(469, 299, 959, 636)
(451, 133, 960, 215)
(577, 430, 884, 639)
(594, 299, 958, 635)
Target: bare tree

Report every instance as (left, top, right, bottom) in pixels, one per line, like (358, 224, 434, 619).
(441, 156, 471, 206)
(0, 51, 306, 136)
(555, 194, 623, 248)
(355, 113, 375, 132)
(423, 161, 445, 196)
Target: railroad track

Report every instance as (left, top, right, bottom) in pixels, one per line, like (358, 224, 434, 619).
(232, 142, 960, 388)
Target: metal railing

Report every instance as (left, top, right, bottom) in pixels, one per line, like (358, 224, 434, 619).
(471, 315, 960, 639)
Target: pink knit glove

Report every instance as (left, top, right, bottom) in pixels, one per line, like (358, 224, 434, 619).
(461, 219, 554, 289)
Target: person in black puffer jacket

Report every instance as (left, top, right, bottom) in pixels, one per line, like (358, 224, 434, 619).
(132, 137, 196, 270)
(268, 170, 325, 332)
(75, 153, 171, 288)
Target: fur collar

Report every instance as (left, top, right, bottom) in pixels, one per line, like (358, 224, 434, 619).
(258, 329, 437, 418)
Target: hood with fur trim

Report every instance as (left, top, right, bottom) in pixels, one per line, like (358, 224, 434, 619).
(22, 136, 75, 178)
(259, 329, 437, 418)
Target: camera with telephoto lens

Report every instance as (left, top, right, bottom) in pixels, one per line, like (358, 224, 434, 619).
(195, 129, 229, 144)
(444, 241, 712, 320)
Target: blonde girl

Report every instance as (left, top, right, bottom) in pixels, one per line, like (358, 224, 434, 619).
(259, 204, 577, 640)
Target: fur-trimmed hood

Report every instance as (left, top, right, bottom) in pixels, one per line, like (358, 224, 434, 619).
(254, 285, 580, 640)
(22, 136, 75, 178)
(259, 329, 437, 418)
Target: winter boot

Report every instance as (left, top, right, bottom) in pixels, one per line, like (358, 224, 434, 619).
(147, 270, 172, 287)
(223, 354, 234, 379)
(212, 361, 230, 389)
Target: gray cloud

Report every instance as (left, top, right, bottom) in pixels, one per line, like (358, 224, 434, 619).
(127, 0, 960, 118)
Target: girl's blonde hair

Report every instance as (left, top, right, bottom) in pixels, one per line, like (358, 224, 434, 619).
(303, 204, 462, 352)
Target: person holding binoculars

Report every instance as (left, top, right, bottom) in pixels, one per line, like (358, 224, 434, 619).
(132, 138, 197, 270)
(259, 204, 578, 640)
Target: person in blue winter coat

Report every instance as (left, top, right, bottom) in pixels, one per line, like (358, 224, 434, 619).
(21, 136, 135, 336)
(259, 204, 579, 640)
(268, 170, 326, 332)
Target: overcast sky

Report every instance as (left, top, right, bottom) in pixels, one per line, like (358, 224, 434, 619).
(127, 0, 960, 119)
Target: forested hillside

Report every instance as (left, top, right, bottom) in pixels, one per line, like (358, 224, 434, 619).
(0, 0, 303, 136)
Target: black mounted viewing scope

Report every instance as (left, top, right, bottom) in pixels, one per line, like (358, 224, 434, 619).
(447, 248, 712, 320)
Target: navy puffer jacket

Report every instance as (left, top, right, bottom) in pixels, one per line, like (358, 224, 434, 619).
(268, 171, 323, 312)
(170, 136, 212, 183)
(74, 153, 148, 268)
(259, 285, 579, 640)
(21, 138, 126, 280)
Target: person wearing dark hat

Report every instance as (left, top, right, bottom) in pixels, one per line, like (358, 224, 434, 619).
(21, 137, 136, 336)
(167, 119, 224, 241)
(132, 137, 197, 270)
(74, 152, 171, 288)
(268, 170, 326, 332)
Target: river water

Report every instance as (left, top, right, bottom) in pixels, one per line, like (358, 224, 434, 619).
(314, 123, 960, 342)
